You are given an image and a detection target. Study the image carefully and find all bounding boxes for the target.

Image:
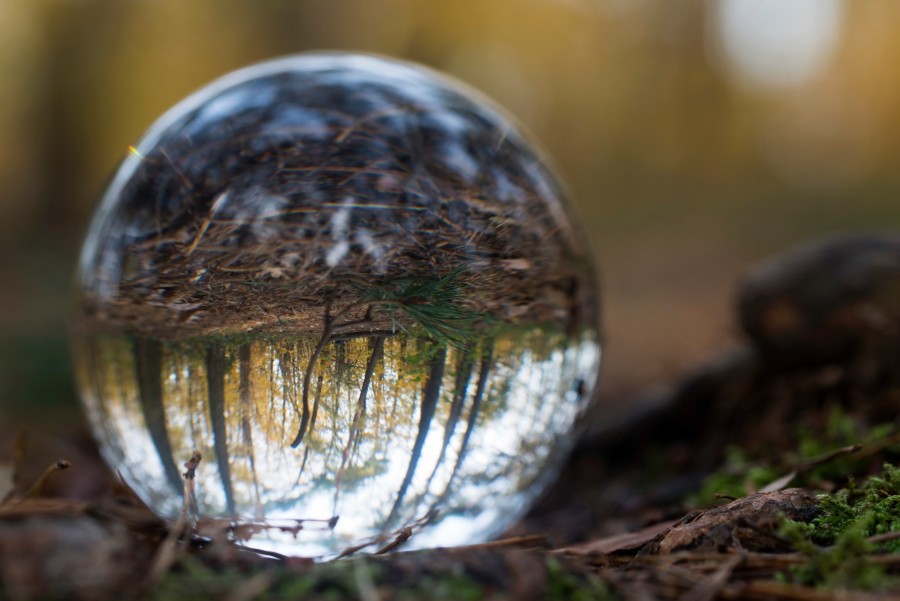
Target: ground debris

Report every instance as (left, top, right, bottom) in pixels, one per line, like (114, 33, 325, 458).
(0, 498, 155, 600)
(3, 457, 900, 600)
(524, 235, 900, 548)
(5, 233, 900, 599)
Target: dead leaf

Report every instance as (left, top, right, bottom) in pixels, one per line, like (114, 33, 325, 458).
(555, 520, 677, 556)
(758, 471, 797, 493)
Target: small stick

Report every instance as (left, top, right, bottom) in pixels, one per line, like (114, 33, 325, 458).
(145, 451, 202, 587)
(759, 443, 862, 493)
(353, 559, 380, 601)
(234, 544, 289, 561)
(374, 526, 412, 555)
(681, 553, 743, 601)
(456, 534, 551, 551)
(11, 431, 27, 494)
(865, 530, 900, 546)
(335, 541, 374, 560)
(23, 459, 71, 499)
(849, 430, 900, 462)
(225, 572, 276, 601)
(795, 443, 862, 471)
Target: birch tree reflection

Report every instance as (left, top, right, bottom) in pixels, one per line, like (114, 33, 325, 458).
(76, 321, 594, 553)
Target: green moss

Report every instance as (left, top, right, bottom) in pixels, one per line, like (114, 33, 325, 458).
(691, 406, 900, 508)
(545, 557, 617, 601)
(395, 572, 484, 601)
(151, 554, 621, 601)
(155, 558, 260, 600)
(776, 463, 900, 591)
(154, 557, 367, 601)
(796, 464, 900, 548)
(689, 446, 781, 507)
(691, 407, 900, 593)
(780, 512, 888, 590)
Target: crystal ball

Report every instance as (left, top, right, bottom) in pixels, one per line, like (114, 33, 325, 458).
(71, 53, 601, 556)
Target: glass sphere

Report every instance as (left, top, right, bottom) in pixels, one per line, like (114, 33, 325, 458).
(71, 53, 600, 557)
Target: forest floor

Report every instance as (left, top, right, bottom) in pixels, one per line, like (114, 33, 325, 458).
(2, 233, 900, 600)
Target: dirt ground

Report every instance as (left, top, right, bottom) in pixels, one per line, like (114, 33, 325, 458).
(2, 234, 899, 600)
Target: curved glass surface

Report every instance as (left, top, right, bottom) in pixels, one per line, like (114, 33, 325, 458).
(71, 53, 600, 557)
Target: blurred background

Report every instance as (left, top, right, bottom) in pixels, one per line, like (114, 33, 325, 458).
(1, 0, 899, 461)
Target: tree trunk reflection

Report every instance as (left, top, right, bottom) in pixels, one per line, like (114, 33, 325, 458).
(334, 335, 385, 513)
(384, 344, 447, 529)
(432, 339, 494, 512)
(207, 340, 236, 515)
(133, 337, 182, 493)
(238, 342, 262, 515)
(422, 345, 474, 496)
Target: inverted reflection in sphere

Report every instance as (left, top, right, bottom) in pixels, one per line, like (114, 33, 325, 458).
(71, 53, 601, 557)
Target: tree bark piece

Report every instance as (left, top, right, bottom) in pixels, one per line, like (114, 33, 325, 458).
(641, 489, 818, 555)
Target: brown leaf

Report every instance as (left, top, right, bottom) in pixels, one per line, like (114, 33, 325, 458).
(555, 520, 677, 556)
